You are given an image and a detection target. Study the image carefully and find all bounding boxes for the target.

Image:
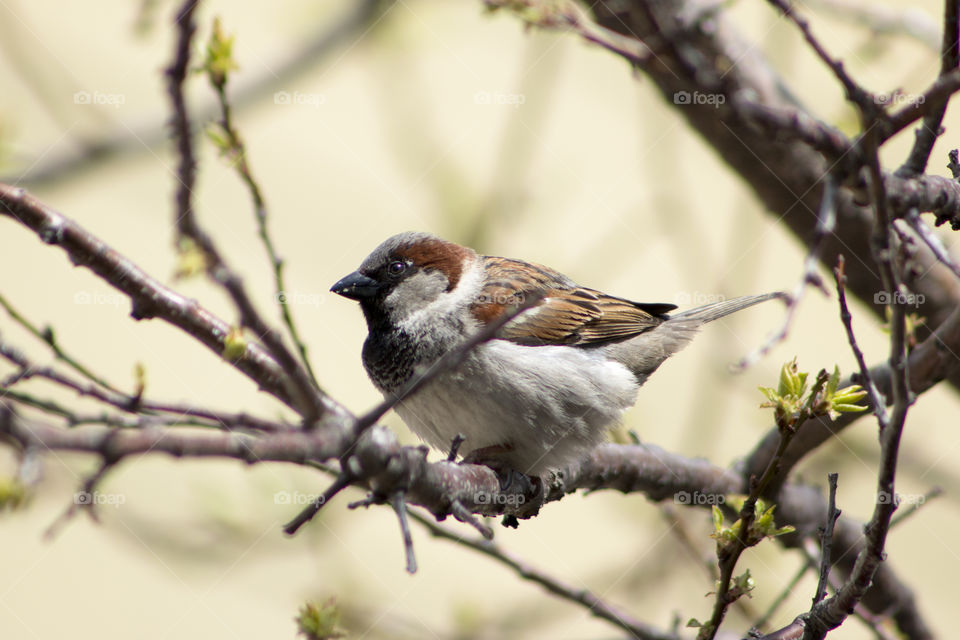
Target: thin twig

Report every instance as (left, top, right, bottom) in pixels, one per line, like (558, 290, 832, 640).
(407, 507, 678, 640)
(389, 490, 417, 574)
(483, 0, 651, 67)
(282, 472, 353, 535)
(806, 0, 940, 50)
(0, 387, 282, 433)
(896, 0, 960, 177)
(5, 0, 389, 188)
(812, 473, 840, 606)
(164, 0, 324, 425)
(766, 0, 877, 115)
(659, 504, 763, 625)
(797, 541, 900, 640)
(43, 458, 115, 540)
(0, 336, 290, 433)
(701, 372, 831, 639)
(880, 68, 960, 143)
(833, 255, 888, 428)
(901, 209, 960, 280)
(784, 113, 913, 640)
(0, 293, 121, 393)
(735, 176, 836, 370)
(0, 183, 307, 412)
(205, 27, 321, 391)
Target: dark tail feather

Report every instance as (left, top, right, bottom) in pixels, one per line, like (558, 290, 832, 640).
(670, 292, 788, 324)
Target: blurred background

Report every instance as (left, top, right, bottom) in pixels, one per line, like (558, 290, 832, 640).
(0, 1, 958, 638)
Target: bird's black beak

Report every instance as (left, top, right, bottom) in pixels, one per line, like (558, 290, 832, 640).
(331, 271, 380, 301)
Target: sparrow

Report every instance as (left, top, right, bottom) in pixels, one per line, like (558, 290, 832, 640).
(332, 232, 783, 476)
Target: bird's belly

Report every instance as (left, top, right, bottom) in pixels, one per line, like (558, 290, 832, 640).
(394, 340, 639, 474)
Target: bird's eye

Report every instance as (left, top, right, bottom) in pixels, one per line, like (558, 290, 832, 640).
(387, 260, 407, 277)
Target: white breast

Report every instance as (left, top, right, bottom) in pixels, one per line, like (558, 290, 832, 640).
(395, 339, 639, 475)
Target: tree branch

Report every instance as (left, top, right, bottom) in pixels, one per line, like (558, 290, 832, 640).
(164, 0, 324, 425)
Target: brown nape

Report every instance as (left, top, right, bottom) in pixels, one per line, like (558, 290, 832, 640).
(396, 237, 471, 291)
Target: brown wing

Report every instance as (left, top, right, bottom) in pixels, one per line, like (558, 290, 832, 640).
(471, 256, 675, 346)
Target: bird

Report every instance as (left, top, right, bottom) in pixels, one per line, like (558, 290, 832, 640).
(332, 232, 783, 476)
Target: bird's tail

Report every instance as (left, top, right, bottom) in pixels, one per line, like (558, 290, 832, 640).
(670, 292, 788, 324)
(613, 292, 787, 385)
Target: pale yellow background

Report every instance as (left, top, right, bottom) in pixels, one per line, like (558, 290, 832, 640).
(0, 1, 958, 638)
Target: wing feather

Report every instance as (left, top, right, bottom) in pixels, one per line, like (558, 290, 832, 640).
(471, 256, 675, 346)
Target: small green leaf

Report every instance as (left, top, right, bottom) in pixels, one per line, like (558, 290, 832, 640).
(711, 505, 724, 533)
(0, 476, 28, 510)
(133, 362, 147, 399)
(203, 17, 238, 87)
(833, 403, 867, 414)
(825, 365, 840, 396)
(222, 327, 247, 361)
(296, 599, 345, 640)
(818, 368, 868, 419)
(730, 569, 756, 599)
(174, 237, 208, 279)
(778, 358, 808, 398)
(205, 123, 231, 154)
